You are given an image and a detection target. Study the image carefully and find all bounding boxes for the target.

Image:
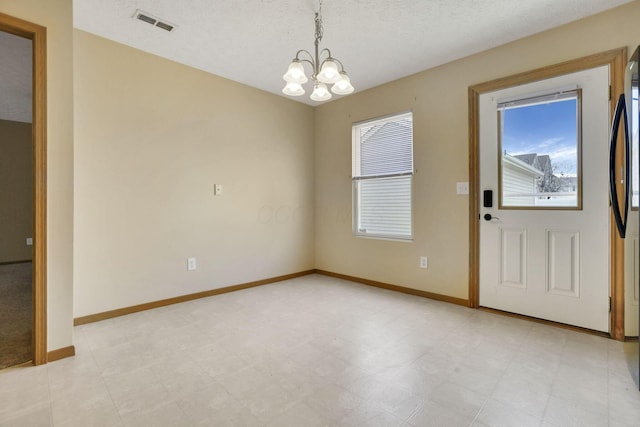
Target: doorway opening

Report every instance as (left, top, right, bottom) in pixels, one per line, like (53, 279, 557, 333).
(0, 12, 47, 366)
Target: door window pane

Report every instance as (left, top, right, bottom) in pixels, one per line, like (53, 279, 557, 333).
(499, 90, 581, 209)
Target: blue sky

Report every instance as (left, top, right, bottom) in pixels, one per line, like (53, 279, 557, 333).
(502, 98, 577, 174)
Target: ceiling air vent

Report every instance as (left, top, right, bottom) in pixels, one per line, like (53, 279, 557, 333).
(155, 21, 174, 32)
(133, 9, 176, 32)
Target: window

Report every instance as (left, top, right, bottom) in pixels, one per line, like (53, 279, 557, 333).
(352, 111, 413, 240)
(498, 89, 582, 209)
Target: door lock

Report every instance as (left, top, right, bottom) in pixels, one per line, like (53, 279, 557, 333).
(483, 213, 499, 221)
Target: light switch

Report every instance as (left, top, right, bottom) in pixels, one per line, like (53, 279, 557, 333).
(456, 182, 469, 195)
(26, 237, 33, 246)
(214, 184, 223, 195)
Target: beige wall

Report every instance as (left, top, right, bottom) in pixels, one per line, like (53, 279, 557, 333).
(315, 1, 640, 300)
(0, 0, 74, 352)
(2, 0, 638, 353)
(73, 30, 315, 317)
(0, 119, 33, 263)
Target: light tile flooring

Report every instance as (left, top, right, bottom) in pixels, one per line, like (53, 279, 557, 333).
(1, 274, 639, 426)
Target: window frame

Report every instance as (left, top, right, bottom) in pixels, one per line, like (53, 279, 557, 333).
(352, 111, 414, 241)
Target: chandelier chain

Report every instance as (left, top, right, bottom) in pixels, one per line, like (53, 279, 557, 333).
(315, 1, 323, 44)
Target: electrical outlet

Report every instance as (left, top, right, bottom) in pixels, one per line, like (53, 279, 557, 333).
(187, 257, 197, 271)
(420, 256, 428, 269)
(26, 237, 33, 246)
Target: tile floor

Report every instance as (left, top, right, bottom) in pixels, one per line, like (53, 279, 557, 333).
(1, 274, 639, 426)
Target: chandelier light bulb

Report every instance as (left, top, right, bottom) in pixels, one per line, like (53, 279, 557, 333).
(331, 71, 354, 95)
(310, 83, 332, 101)
(282, 82, 305, 96)
(317, 59, 340, 84)
(283, 61, 308, 84)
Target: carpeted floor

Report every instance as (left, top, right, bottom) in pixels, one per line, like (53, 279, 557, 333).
(0, 262, 32, 369)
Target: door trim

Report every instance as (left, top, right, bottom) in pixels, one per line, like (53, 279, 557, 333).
(0, 13, 47, 364)
(469, 48, 627, 339)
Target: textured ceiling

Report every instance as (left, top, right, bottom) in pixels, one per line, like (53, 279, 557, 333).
(0, 0, 634, 121)
(72, 0, 633, 106)
(0, 31, 32, 123)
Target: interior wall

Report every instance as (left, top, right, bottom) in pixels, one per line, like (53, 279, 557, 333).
(73, 30, 315, 317)
(0, 0, 74, 352)
(0, 119, 33, 263)
(2, 0, 636, 353)
(315, 1, 640, 300)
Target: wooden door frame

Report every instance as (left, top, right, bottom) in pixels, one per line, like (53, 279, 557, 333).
(0, 13, 47, 364)
(468, 48, 627, 340)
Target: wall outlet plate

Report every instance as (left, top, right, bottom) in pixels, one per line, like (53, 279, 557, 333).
(187, 257, 197, 271)
(420, 256, 428, 269)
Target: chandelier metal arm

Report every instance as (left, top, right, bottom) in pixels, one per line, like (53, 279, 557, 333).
(296, 48, 344, 72)
(292, 50, 319, 80)
(317, 49, 347, 73)
(319, 48, 332, 58)
(297, 58, 315, 69)
(327, 56, 347, 73)
(294, 49, 313, 61)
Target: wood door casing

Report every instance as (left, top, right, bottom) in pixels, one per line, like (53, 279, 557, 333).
(0, 12, 47, 364)
(469, 48, 627, 340)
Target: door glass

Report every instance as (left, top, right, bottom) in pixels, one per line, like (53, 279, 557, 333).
(498, 89, 582, 209)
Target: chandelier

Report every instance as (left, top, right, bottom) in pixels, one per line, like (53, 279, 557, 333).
(282, 1, 354, 102)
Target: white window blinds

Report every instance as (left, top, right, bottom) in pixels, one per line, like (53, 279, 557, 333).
(352, 112, 413, 240)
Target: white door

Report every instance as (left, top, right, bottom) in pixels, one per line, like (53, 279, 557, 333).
(479, 66, 610, 332)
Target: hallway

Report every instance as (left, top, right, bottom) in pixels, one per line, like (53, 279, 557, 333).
(0, 262, 32, 368)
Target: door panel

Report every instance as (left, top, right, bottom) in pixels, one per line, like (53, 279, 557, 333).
(501, 228, 526, 288)
(479, 66, 610, 332)
(547, 230, 579, 297)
